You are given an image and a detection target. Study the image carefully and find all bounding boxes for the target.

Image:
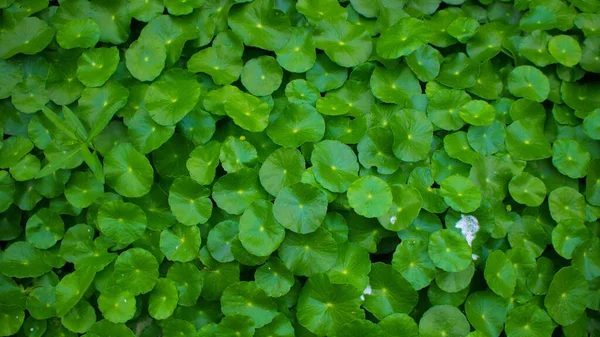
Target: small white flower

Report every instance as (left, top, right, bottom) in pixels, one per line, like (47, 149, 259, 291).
(455, 214, 479, 247)
(389, 215, 397, 225)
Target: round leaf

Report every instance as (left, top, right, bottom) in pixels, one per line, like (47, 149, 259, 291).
(98, 200, 147, 244)
(148, 278, 179, 320)
(347, 175, 392, 218)
(241, 56, 283, 96)
(145, 69, 201, 126)
(273, 182, 328, 234)
(508, 66, 550, 102)
(548, 35, 582, 67)
(311, 140, 359, 193)
(26, 208, 64, 249)
(168, 176, 212, 226)
(419, 305, 470, 337)
(544, 266, 589, 325)
(221, 282, 278, 328)
(113, 248, 159, 295)
(278, 227, 338, 276)
(440, 175, 482, 213)
(428, 229, 472, 273)
(104, 143, 154, 198)
(125, 38, 167, 82)
(390, 109, 433, 162)
(377, 17, 431, 59)
(239, 200, 285, 256)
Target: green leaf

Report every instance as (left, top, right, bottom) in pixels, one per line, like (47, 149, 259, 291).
(544, 266, 589, 325)
(506, 120, 552, 160)
(0, 59, 24, 99)
(259, 147, 305, 196)
(221, 282, 278, 328)
(406, 45, 442, 82)
(61, 300, 96, 333)
(458, 100, 496, 126)
(379, 313, 418, 337)
(548, 187, 586, 223)
(307, 54, 348, 92)
(266, 103, 325, 148)
(419, 305, 470, 337)
(505, 304, 555, 337)
(275, 27, 317, 73)
(297, 274, 364, 335)
(447, 17, 479, 43)
(311, 140, 359, 193)
(484, 250, 516, 298)
(227, 0, 292, 51)
(144, 69, 201, 126)
(26, 208, 64, 249)
(12, 75, 49, 113)
(98, 291, 136, 324)
(207, 220, 238, 263)
(97, 200, 147, 244)
(273, 182, 327, 234)
(125, 38, 167, 82)
(437, 53, 480, 89)
(0, 306, 25, 336)
(0, 17, 54, 59)
(213, 168, 268, 215)
(347, 175, 392, 218)
(113, 248, 159, 295)
(224, 89, 272, 132)
(552, 220, 589, 259)
(103, 143, 154, 198)
(390, 109, 433, 162)
(278, 227, 338, 276)
(64, 171, 104, 209)
(296, 0, 347, 24)
(314, 19, 372, 68)
(508, 66, 550, 103)
(168, 176, 212, 226)
(364, 262, 418, 320)
(551, 138, 590, 179)
(164, 0, 204, 15)
(148, 278, 179, 320)
(508, 173, 546, 207)
(0, 241, 52, 278)
(357, 127, 401, 175)
(55, 267, 96, 317)
(215, 314, 255, 337)
(255, 313, 294, 337)
(464, 291, 507, 337)
(426, 88, 470, 131)
(428, 229, 472, 272)
(76, 47, 120, 87)
(219, 135, 258, 173)
(187, 46, 243, 85)
(56, 19, 100, 50)
(548, 35, 582, 67)
(160, 223, 201, 262)
(440, 175, 482, 213)
(254, 257, 294, 298)
(241, 56, 283, 96)
(239, 200, 285, 256)
(392, 240, 436, 290)
(166, 262, 203, 306)
(377, 17, 431, 59)
(370, 65, 421, 106)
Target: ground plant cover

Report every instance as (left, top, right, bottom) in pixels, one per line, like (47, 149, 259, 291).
(0, 0, 600, 336)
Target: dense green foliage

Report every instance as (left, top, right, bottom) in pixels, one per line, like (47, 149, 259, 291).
(0, 0, 599, 336)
